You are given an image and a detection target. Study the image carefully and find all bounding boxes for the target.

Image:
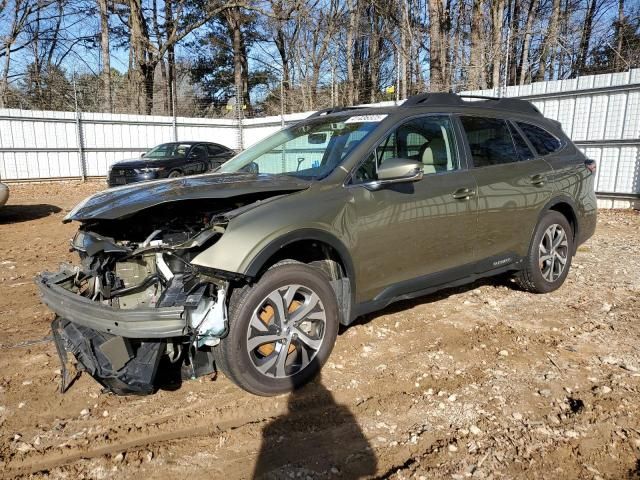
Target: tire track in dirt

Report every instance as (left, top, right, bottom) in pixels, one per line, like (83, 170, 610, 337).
(4, 388, 419, 477)
(4, 413, 277, 477)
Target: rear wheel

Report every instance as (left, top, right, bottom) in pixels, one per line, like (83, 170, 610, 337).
(213, 263, 339, 396)
(516, 210, 573, 293)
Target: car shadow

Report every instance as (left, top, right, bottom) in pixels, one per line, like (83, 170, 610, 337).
(253, 374, 377, 479)
(345, 272, 515, 330)
(0, 204, 61, 224)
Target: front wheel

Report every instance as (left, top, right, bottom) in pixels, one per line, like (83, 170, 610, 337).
(168, 170, 183, 178)
(213, 263, 339, 396)
(516, 210, 574, 293)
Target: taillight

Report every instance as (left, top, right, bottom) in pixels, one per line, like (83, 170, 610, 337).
(584, 159, 596, 174)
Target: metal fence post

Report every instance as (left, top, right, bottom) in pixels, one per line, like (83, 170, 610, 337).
(236, 86, 244, 151)
(172, 83, 178, 141)
(73, 78, 87, 181)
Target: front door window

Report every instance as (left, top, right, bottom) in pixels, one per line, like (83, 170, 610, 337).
(352, 115, 459, 184)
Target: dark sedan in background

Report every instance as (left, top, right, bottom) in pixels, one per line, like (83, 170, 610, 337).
(107, 142, 235, 187)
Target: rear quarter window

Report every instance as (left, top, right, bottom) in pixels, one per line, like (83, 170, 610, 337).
(460, 116, 518, 167)
(508, 122, 534, 160)
(516, 122, 563, 156)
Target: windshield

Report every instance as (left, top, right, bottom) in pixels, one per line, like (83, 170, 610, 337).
(144, 143, 192, 159)
(219, 115, 385, 179)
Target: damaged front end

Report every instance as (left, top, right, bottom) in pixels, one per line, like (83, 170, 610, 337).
(38, 200, 242, 395)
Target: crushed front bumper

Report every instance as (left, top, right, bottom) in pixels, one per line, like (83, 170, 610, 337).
(39, 269, 188, 395)
(36, 269, 189, 338)
(51, 316, 165, 395)
(38, 269, 222, 394)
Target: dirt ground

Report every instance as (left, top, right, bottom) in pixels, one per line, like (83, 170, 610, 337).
(0, 181, 639, 480)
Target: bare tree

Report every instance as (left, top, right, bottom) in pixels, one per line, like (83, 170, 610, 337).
(575, 0, 597, 75)
(427, 0, 446, 91)
(535, 0, 561, 81)
(490, 0, 505, 88)
(468, 0, 485, 89)
(98, 0, 112, 112)
(519, 0, 539, 85)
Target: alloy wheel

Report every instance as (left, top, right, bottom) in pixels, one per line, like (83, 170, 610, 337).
(539, 223, 569, 282)
(246, 284, 326, 379)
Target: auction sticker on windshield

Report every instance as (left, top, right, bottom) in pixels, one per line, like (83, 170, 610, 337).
(344, 114, 388, 123)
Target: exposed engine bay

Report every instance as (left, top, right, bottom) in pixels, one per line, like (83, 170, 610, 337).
(38, 196, 271, 395)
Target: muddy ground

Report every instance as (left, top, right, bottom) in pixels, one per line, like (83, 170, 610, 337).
(0, 181, 639, 480)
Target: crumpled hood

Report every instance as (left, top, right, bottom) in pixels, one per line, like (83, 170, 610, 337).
(65, 173, 311, 222)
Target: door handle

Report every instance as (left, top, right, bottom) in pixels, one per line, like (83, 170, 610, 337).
(530, 174, 546, 186)
(452, 188, 476, 200)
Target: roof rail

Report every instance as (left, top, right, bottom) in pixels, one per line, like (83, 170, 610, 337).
(402, 92, 464, 107)
(401, 92, 542, 116)
(307, 106, 363, 118)
(458, 94, 500, 101)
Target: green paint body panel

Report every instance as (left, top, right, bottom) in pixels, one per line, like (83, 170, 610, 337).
(69, 98, 598, 323)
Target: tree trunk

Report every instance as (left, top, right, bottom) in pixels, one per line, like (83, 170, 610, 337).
(274, 29, 290, 89)
(143, 63, 155, 114)
(224, 7, 250, 114)
(164, 0, 175, 115)
(346, 0, 357, 105)
(507, 0, 519, 85)
(97, 0, 112, 112)
(450, 0, 465, 88)
(491, 0, 505, 88)
(469, 0, 485, 89)
(368, 5, 381, 102)
(428, 0, 445, 91)
(400, 0, 410, 98)
(0, 0, 21, 108)
(129, 0, 153, 114)
(535, 0, 560, 81)
(167, 46, 175, 113)
(614, 0, 625, 70)
(575, 0, 596, 75)
(519, 0, 538, 85)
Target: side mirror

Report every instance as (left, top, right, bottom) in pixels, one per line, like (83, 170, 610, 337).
(308, 132, 327, 144)
(140, 152, 145, 158)
(363, 158, 423, 190)
(240, 161, 259, 174)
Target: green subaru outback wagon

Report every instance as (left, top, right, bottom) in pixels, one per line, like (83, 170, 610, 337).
(38, 93, 597, 395)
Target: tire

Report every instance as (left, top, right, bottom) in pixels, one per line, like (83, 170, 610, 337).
(168, 170, 183, 178)
(213, 263, 339, 396)
(516, 210, 574, 293)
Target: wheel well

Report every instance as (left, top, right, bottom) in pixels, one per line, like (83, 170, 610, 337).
(253, 239, 353, 325)
(549, 202, 577, 239)
(259, 239, 347, 280)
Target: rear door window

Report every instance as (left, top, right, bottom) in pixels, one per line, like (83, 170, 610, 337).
(207, 144, 224, 156)
(460, 116, 518, 167)
(508, 122, 535, 161)
(190, 145, 208, 160)
(516, 122, 562, 155)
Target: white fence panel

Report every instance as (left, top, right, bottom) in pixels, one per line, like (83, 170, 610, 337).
(0, 69, 638, 199)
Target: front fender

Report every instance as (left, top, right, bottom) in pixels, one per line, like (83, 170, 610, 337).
(190, 186, 356, 281)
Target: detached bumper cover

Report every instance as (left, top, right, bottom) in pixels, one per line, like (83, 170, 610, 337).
(36, 270, 188, 338)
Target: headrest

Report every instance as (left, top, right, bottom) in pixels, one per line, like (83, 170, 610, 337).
(421, 138, 448, 166)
